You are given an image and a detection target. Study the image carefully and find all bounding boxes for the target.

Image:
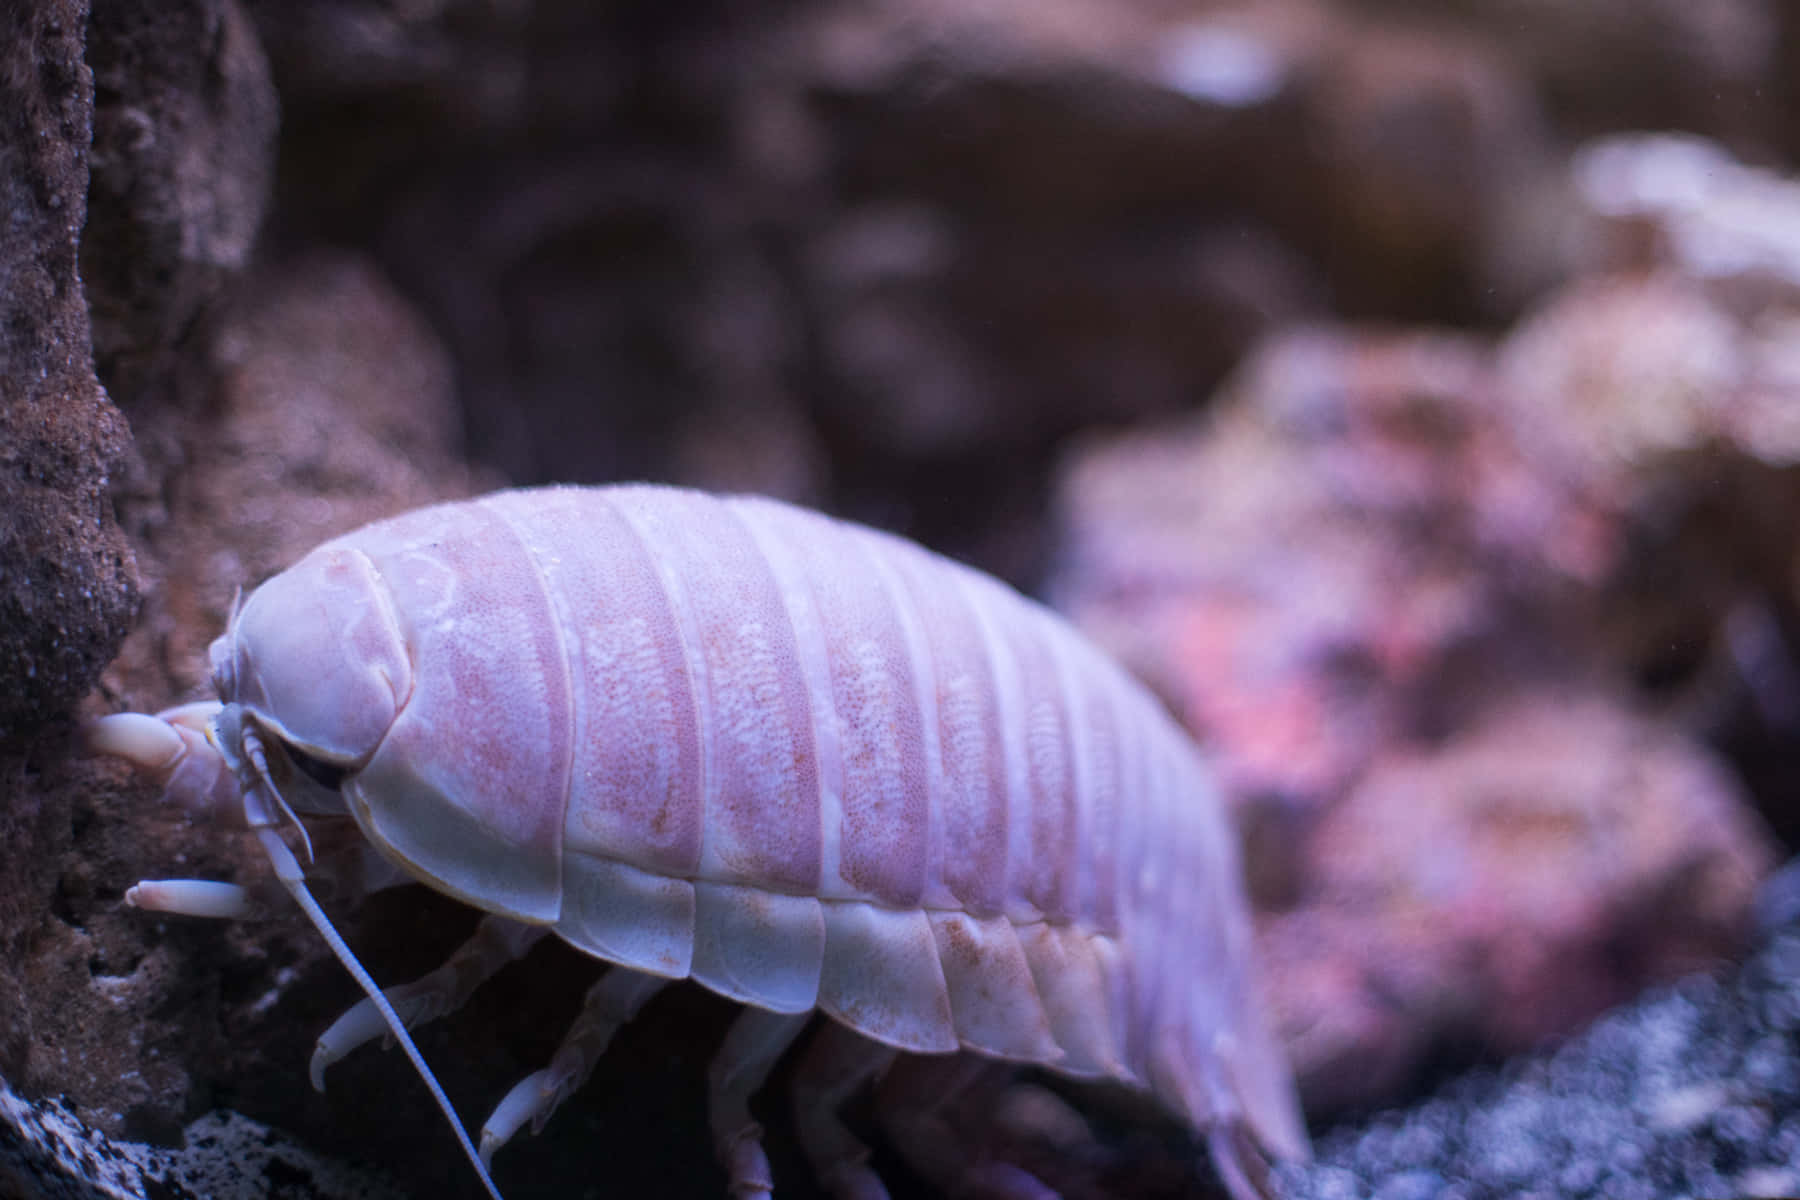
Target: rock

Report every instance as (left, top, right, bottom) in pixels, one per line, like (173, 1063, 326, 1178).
(18, 1, 1800, 1194)
(104, 252, 476, 704)
(18, 254, 485, 1199)
(1785, 6, 1800, 160)
(1357, 0, 1781, 151)
(0, 0, 140, 746)
(1267, 697, 1772, 1110)
(1571, 133, 1800, 306)
(82, 0, 279, 408)
(0, 1, 141, 1142)
(1052, 314, 1783, 1110)
(1052, 327, 1534, 816)
(1298, 19, 1554, 319)
(1274, 880, 1800, 1200)
(1494, 269, 1800, 849)
(0, 1074, 401, 1200)
(225, 0, 1593, 571)
(251, 2, 824, 507)
(798, 0, 1328, 458)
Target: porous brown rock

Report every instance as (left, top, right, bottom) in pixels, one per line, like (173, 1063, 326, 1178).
(82, 0, 279, 409)
(0, 0, 139, 747)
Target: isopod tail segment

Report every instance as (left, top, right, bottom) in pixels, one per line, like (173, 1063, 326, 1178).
(84, 704, 509, 1200)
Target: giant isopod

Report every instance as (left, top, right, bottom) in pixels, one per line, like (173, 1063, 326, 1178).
(89, 483, 1308, 1200)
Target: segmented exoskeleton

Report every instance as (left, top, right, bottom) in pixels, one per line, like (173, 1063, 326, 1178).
(90, 484, 1307, 1199)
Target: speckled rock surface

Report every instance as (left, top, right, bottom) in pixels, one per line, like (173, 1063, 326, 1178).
(0, 0, 139, 745)
(0, 1076, 402, 1200)
(1, 9, 142, 1180)
(1274, 868, 1800, 1200)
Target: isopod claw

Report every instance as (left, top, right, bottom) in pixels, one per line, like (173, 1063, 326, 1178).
(479, 1068, 552, 1168)
(84, 711, 187, 769)
(87, 702, 241, 824)
(124, 879, 254, 919)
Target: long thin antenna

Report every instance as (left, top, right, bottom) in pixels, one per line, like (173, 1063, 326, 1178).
(253, 825, 506, 1200)
(230, 715, 502, 1200)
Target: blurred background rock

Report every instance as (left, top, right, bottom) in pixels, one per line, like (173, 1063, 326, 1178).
(5, 0, 1800, 1196)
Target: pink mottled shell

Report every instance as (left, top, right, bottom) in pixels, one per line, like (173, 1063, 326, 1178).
(227, 483, 1306, 1163)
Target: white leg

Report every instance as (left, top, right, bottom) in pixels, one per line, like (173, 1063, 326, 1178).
(312, 914, 547, 1088)
(708, 1007, 813, 1200)
(480, 966, 669, 1166)
(85, 705, 236, 820)
(129, 836, 410, 921)
(125, 879, 254, 918)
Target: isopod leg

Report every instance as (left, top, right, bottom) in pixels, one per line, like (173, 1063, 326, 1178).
(789, 1021, 897, 1200)
(480, 966, 669, 1167)
(125, 878, 255, 918)
(299, 832, 417, 905)
(312, 914, 548, 1089)
(84, 704, 238, 821)
(1206, 1119, 1279, 1200)
(868, 1053, 989, 1189)
(873, 1058, 1060, 1200)
(708, 1007, 812, 1200)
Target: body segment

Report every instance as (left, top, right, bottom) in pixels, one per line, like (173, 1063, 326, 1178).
(93, 483, 1306, 1198)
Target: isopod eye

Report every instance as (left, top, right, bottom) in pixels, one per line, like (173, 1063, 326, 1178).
(284, 743, 349, 791)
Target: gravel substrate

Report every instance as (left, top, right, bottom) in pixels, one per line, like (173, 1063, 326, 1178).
(1274, 871, 1800, 1200)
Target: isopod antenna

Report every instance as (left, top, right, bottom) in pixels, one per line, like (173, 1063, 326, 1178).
(237, 719, 508, 1200)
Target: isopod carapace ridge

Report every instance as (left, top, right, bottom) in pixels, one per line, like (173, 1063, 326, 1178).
(88, 483, 1308, 1200)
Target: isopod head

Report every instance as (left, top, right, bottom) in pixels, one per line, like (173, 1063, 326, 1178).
(100, 541, 513, 1200)
(210, 539, 567, 926)
(210, 545, 410, 773)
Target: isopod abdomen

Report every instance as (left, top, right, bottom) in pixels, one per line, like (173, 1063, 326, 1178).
(90, 483, 1307, 1200)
